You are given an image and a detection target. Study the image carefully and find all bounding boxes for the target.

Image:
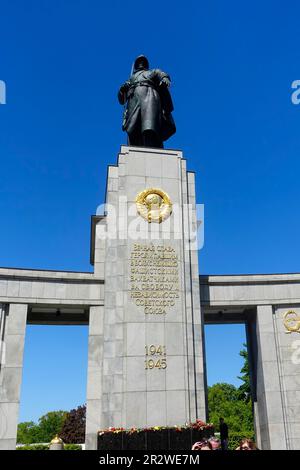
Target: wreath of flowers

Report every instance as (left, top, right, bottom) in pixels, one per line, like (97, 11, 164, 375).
(98, 419, 214, 435)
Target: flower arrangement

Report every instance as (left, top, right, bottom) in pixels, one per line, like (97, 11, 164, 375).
(98, 420, 214, 450)
(99, 420, 214, 435)
(190, 419, 214, 431)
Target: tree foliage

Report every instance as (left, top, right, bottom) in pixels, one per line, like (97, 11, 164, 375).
(17, 410, 68, 444)
(17, 406, 86, 444)
(60, 405, 86, 444)
(37, 410, 68, 442)
(207, 346, 254, 438)
(208, 384, 253, 433)
(237, 344, 251, 401)
(17, 421, 41, 444)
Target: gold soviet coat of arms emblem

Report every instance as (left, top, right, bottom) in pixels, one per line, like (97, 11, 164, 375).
(135, 188, 172, 223)
(283, 310, 300, 333)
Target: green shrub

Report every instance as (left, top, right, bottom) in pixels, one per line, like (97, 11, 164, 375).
(17, 443, 82, 451)
(64, 444, 82, 450)
(17, 444, 49, 450)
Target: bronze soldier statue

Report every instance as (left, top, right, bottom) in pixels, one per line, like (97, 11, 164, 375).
(118, 55, 176, 148)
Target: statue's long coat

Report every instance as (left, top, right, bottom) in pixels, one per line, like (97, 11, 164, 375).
(119, 69, 176, 142)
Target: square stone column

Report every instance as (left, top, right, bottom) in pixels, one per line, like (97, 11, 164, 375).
(273, 305, 300, 449)
(85, 305, 104, 450)
(0, 304, 6, 369)
(91, 146, 206, 436)
(0, 303, 27, 450)
(254, 305, 287, 449)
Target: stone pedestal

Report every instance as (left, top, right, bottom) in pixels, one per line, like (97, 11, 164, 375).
(86, 146, 206, 448)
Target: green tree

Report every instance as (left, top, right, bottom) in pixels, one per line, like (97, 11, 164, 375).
(60, 405, 86, 444)
(208, 383, 253, 434)
(237, 344, 251, 401)
(17, 421, 41, 444)
(37, 410, 68, 442)
(17, 411, 68, 444)
(207, 345, 254, 439)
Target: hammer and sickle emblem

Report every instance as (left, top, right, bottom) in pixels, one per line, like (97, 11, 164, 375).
(135, 188, 172, 223)
(283, 310, 300, 334)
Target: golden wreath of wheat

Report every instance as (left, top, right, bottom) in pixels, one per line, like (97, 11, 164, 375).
(135, 188, 172, 223)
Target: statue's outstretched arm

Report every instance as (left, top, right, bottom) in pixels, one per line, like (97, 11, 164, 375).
(118, 81, 130, 105)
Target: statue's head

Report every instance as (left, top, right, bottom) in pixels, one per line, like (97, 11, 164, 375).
(133, 55, 149, 73)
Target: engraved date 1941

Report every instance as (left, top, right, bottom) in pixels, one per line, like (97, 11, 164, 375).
(145, 344, 167, 370)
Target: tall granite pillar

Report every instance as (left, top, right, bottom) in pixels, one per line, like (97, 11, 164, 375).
(272, 305, 300, 449)
(254, 305, 287, 449)
(90, 146, 206, 441)
(0, 303, 27, 450)
(0, 304, 6, 370)
(85, 305, 105, 450)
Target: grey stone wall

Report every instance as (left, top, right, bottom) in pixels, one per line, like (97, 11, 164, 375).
(0, 304, 6, 370)
(90, 146, 207, 436)
(273, 305, 300, 449)
(255, 305, 287, 449)
(0, 303, 27, 450)
(0, 269, 104, 306)
(85, 306, 105, 450)
(203, 279, 300, 450)
(200, 273, 300, 307)
(250, 304, 300, 449)
(0, 269, 105, 450)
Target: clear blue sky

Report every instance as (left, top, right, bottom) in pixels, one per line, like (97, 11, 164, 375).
(1, 1, 299, 422)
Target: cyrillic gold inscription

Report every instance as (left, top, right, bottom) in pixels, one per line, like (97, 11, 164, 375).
(130, 243, 180, 314)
